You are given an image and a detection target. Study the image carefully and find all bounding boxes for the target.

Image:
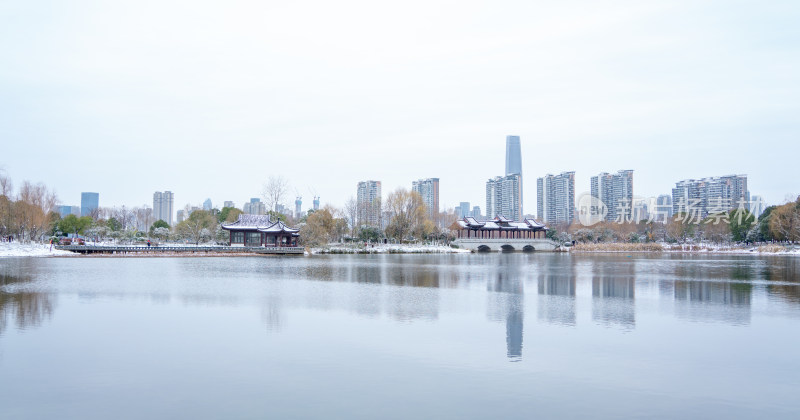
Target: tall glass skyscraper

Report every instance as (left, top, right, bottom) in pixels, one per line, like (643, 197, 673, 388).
(505, 135, 522, 176)
(505, 135, 522, 216)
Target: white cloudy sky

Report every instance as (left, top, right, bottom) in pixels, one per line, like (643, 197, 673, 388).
(1, 0, 798, 214)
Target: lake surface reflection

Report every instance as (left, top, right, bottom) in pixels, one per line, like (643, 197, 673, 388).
(1, 254, 799, 419)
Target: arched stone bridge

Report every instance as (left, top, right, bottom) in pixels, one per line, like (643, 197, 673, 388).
(453, 238, 562, 252)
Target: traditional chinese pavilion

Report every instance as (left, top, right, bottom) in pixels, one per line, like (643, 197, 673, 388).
(222, 214, 300, 247)
(452, 215, 548, 239)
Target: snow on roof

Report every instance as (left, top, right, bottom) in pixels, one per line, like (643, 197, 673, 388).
(494, 215, 511, 223)
(524, 218, 547, 229)
(222, 214, 272, 230)
(259, 221, 299, 234)
(464, 217, 484, 228)
(454, 216, 548, 231)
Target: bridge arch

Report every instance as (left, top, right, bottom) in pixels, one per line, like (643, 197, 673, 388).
(522, 245, 535, 252)
(477, 245, 492, 252)
(500, 244, 515, 252)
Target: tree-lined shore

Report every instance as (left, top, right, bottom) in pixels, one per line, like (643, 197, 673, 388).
(0, 172, 461, 248)
(546, 198, 800, 247)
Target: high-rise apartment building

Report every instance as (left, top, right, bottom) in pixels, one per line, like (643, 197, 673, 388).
(152, 191, 174, 225)
(456, 201, 471, 218)
(672, 175, 749, 218)
(472, 206, 481, 219)
(357, 180, 382, 227)
(203, 198, 212, 211)
(651, 194, 673, 222)
(486, 174, 522, 221)
(313, 197, 320, 211)
(275, 203, 288, 215)
(537, 172, 575, 225)
(295, 197, 303, 219)
(412, 178, 440, 220)
(223, 201, 235, 209)
(243, 198, 266, 215)
(590, 170, 633, 222)
(81, 192, 99, 218)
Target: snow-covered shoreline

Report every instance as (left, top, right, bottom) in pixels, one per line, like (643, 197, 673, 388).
(313, 244, 471, 254)
(571, 242, 800, 256)
(4, 241, 797, 258)
(0, 242, 76, 258)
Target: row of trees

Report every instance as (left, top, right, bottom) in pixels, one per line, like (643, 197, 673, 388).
(297, 188, 456, 247)
(0, 173, 58, 242)
(550, 197, 800, 245)
(763, 197, 800, 242)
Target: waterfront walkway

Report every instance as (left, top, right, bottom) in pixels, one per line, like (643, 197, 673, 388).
(54, 245, 305, 255)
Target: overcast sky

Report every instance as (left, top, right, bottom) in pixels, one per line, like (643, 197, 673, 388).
(1, 0, 798, 214)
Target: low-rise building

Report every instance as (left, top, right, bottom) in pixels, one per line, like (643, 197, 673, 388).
(221, 214, 299, 247)
(452, 215, 548, 239)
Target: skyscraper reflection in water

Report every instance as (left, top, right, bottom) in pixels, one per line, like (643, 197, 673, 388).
(486, 255, 524, 361)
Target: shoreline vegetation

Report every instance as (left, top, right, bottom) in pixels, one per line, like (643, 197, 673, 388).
(571, 242, 800, 255)
(2, 241, 799, 258)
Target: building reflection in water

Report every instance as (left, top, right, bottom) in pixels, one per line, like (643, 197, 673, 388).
(0, 264, 56, 336)
(673, 281, 752, 325)
(260, 295, 284, 332)
(335, 257, 441, 322)
(668, 259, 754, 324)
(592, 261, 635, 329)
(537, 264, 576, 326)
(486, 255, 524, 361)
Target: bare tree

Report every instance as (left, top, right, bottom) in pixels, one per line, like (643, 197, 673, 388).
(384, 188, 431, 241)
(0, 171, 12, 197)
(175, 210, 217, 244)
(134, 206, 155, 232)
(262, 176, 289, 212)
(344, 197, 357, 236)
(110, 206, 136, 232)
(0, 171, 13, 238)
(16, 181, 58, 242)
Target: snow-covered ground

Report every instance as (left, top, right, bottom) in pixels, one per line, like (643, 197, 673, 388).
(0, 242, 76, 258)
(313, 243, 471, 254)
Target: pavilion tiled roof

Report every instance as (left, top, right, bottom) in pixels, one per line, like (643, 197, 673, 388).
(221, 214, 273, 230)
(455, 216, 548, 231)
(259, 221, 299, 234)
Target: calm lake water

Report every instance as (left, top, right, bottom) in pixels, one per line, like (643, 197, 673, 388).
(1, 253, 799, 419)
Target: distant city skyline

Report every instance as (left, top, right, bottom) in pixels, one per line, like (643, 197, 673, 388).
(1, 1, 796, 212)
